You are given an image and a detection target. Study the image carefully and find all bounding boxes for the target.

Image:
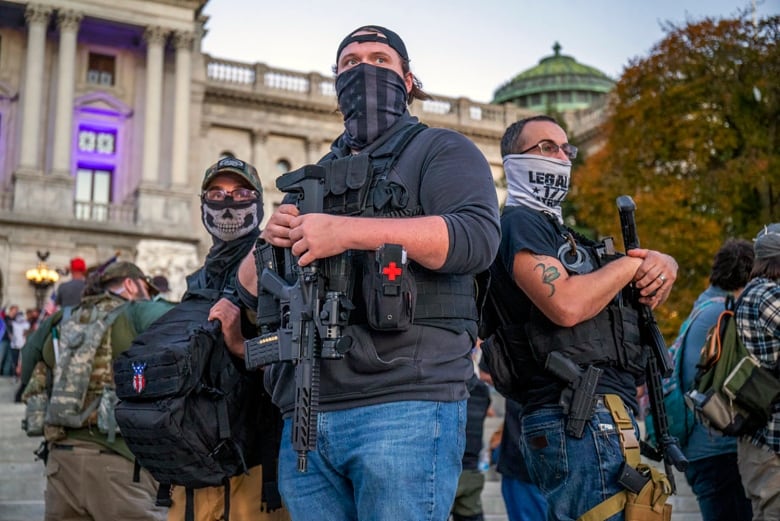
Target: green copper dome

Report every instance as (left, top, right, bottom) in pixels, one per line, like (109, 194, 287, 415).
(493, 42, 615, 112)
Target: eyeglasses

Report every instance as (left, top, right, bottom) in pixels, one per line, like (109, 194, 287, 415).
(201, 188, 259, 202)
(519, 140, 578, 160)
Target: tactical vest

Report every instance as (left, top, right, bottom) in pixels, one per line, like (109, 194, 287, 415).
(45, 293, 127, 432)
(484, 210, 647, 379)
(314, 121, 480, 335)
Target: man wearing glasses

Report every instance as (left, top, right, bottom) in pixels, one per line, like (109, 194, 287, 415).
(165, 157, 288, 521)
(482, 115, 679, 519)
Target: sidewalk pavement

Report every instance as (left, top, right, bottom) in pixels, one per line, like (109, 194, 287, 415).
(0, 377, 700, 521)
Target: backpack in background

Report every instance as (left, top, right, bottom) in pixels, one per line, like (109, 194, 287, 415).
(644, 297, 723, 448)
(21, 296, 126, 440)
(113, 296, 281, 493)
(685, 296, 780, 436)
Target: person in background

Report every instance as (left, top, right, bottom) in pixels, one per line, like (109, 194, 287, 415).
(21, 262, 172, 521)
(478, 358, 547, 521)
(678, 238, 754, 521)
(0, 306, 12, 376)
(450, 368, 491, 521)
(9, 306, 30, 380)
(734, 223, 780, 520)
(55, 257, 88, 308)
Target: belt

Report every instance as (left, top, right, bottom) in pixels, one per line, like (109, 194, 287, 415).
(52, 443, 118, 455)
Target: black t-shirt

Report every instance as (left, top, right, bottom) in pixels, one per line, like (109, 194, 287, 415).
(495, 205, 640, 413)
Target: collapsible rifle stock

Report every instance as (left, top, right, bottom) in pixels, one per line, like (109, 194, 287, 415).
(244, 165, 352, 472)
(616, 195, 687, 492)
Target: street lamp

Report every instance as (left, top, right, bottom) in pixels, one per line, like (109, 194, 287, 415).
(25, 251, 59, 309)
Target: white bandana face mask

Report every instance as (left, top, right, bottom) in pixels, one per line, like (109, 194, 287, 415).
(503, 154, 572, 223)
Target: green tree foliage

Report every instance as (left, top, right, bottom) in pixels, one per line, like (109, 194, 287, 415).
(573, 14, 779, 338)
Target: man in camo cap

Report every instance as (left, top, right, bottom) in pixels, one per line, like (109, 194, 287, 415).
(20, 261, 174, 521)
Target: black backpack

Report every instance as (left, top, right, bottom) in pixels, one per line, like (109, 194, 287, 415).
(113, 293, 282, 519)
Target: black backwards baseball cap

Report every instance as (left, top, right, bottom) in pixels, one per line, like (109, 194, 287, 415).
(201, 156, 263, 194)
(336, 25, 410, 64)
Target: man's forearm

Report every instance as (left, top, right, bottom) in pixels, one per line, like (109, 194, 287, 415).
(339, 215, 449, 270)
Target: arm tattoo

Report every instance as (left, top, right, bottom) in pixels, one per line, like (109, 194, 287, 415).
(534, 262, 560, 297)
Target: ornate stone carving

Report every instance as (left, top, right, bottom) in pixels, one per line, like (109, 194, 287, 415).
(143, 26, 169, 46)
(24, 4, 52, 25)
(57, 10, 83, 32)
(173, 31, 195, 51)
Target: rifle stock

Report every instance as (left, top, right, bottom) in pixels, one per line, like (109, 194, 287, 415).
(616, 195, 688, 492)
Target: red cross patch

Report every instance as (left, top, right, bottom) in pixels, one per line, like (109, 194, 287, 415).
(382, 261, 403, 281)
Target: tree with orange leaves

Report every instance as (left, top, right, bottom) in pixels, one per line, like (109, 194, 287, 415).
(571, 13, 779, 337)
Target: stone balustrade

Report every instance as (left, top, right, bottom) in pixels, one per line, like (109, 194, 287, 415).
(203, 55, 545, 133)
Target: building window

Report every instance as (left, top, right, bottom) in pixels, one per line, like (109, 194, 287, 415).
(276, 159, 291, 174)
(75, 167, 112, 221)
(87, 53, 115, 86)
(78, 128, 116, 155)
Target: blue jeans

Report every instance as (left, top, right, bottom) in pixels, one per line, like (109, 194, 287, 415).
(501, 476, 547, 521)
(519, 402, 634, 521)
(278, 400, 466, 521)
(685, 452, 752, 521)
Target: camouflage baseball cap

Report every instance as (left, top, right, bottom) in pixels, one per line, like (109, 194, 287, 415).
(201, 157, 263, 194)
(98, 261, 160, 294)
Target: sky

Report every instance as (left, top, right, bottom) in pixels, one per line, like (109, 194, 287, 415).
(200, 0, 778, 103)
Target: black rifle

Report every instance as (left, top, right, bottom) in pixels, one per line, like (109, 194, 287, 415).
(243, 165, 353, 472)
(616, 195, 688, 492)
(545, 351, 602, 438)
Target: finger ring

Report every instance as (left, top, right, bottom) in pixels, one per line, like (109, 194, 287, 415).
(658, 274, 667, 283)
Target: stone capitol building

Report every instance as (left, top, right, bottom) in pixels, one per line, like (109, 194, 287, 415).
(0, 0, 613, 308)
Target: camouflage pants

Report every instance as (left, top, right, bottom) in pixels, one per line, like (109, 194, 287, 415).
(45, 438, 166, 521)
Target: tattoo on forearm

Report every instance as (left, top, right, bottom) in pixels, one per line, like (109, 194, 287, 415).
(534, 263, 560, 297)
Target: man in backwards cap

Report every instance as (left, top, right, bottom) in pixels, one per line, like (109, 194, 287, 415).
(20, 261, 174, 521)
(235, 25, 500, 520)
(734, 223, 780, 519)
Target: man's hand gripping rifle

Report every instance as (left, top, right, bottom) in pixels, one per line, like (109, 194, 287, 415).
(616, 195, 688, 492)
(243, 165, 353, 472)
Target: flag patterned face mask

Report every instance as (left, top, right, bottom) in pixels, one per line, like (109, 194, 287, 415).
(336, 63, 408, 150)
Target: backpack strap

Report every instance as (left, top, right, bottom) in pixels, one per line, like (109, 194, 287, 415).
(155, 483, 172, 508)
(674, 296, 726, 385)
(223, 478, 231, 521)
(185, 487, 195, 521)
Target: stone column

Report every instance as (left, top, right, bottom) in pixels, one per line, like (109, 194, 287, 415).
(306, 138, 323, 164)
(141, 26, 168, 184)
(171, 31, 193, 187)
(18, 4, 52, 171)
(51, 10, 83, 176)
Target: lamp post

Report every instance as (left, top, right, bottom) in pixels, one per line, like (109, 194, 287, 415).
(25, 251, 59, 309)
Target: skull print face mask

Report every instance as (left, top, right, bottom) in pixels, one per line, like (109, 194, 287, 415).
(201, 198, 262, 243)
